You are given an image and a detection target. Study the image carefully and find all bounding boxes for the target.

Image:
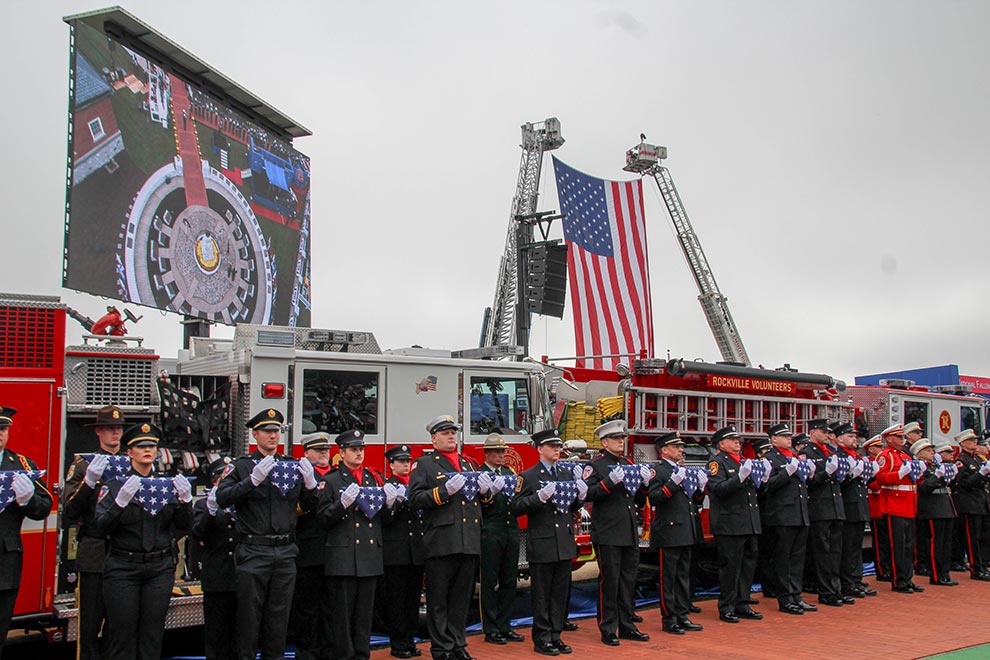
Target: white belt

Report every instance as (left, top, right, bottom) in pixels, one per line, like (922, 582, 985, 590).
(881, 485, 916, 492)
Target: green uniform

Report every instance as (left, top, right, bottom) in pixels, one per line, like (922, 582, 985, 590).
(479, 464, 519, 637)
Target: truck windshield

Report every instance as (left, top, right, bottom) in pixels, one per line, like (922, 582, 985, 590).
(962, 405, 984, 436)
(469, 376, 530, 435)
(301, 368, 379, 434)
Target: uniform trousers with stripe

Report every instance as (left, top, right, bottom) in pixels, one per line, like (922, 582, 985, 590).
(593, 544, 639, 636)
(885, 514, 915, 589)
(424, 554, 477, 659)
(871, 516, 892, 578)
(917, 518, 953, 583)
(960, 514, 986, 576)
(765, 525, 808, 606)
(657, 545, 691, 626)
(529, 560, 571, 645)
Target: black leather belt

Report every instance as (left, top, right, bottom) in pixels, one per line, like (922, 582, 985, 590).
(242, 532, 295, 546)
(109, 547, 171, 563)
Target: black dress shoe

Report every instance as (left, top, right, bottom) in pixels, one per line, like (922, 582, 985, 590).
(552, 641, 572, 654)
(875, 574, 892, 582)
(742, 597, 760, 605)
(619, 630, 650, 641)
(689, 604, 702, 614)
(409, 649, 422, 657)
(390, 650, 414, 659)
(601, 633, 620, 646)
(483, 633, 506, 645)
(909, 583, 925, 592)
(861, 587, 878, 596)
(779, 603, 804, 615)
(719, 612, 740, 623)
(972, 572, 990, 582)
(563, 621, 579, 631)
(762, 590, 778, 599)
(797, 600, 818, 612)
(734, 608, 763, 620)
(631, 614, 643, 623)
(504, 631, 525, 642)
(951, 563, 968, 572)
(680, 619, 704, 631)
(933, 578, 958, 586)
(818, 596, 843, 607)
(662, 623, 686, 635)
(915, 566, 931, 577)
(454, 651, 476, 660)
(891, 585, 915, 593)
(840, 596, 856, 605)
(534, 642, 560, 656)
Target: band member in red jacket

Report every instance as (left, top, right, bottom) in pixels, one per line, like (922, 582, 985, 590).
(875, 424, 924, 593)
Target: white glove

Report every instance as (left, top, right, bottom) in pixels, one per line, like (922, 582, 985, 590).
(825, 456, 839, 475)
(298, 457, 318, 490)
(445, 473, 466, 495)
(898, 462, 911, 478)
(980, 462, 990, 477)
(173, 474, 193, 503)
(851, 460, 864, 478)
(115, 475, 142, 508)
(84, 454, 109, 488)
(250, 455, 276, 486)
(670, 467, 686, 485)
(696, 471, 709, 491)
(934, 464, 946, 479)
(934, 453, 943, 465)
(784, 458, 799, 476)
(340, 482, 360, 508)
(477, 471, 494, 495)
(11, 473, 34, 506)
(383, 482, 399, 507)
(762, 458, 773, 474)
(538, 481, 557, 503)
(807, 459, 817, 477)
(572, 465, 585, 481)
(639, 464, 652, 484)
(394, 484, 408, 502)
(609, 466, 625, 486)
(206, 487, 219, 516)
(576, 479, 588, 499)
(738, 459, 753, 482)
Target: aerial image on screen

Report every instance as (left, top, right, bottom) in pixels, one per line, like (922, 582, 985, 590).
(64, 20, 312, 326)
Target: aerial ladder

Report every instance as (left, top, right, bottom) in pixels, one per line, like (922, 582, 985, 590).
(623, 138, 751, 366)
(480, 118, 564, 357)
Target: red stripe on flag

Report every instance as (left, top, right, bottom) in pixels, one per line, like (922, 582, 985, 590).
(605, 182, 637, 361)
(613, 181, 647, 356)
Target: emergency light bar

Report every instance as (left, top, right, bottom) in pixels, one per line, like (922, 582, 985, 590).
(452, 345, 524, 360)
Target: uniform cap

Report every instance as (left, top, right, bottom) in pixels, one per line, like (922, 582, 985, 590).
(934, 443, 954, 455)
(86, 405, 126, 427)
(880, 423, 904, 437)
(902, 421, 923, 435)
(807, 418, 830, 432)
(207, 456, 233, 478)
(0, 406, 16, 428)
(594, 419, 628, 439)
(335, 429, 366, 449)
(766, 423, 792, 438)
(955, 429, 978, 443)
(426, 415, 459, 435)
(655, 430, 684, 449)
(532, 429, 563, 447)
(832, 422, 856, 436)
(751, 436, 772, 454)
(484, 433, 508, 450)
(861, 435, 883, 450)
(246, 408, 284, 430)
(385, 445, 413, 461)
(712, 425, 739, 444)
(909, 438, 934, 457)
(827, 421, 842, 434)
(122, 422, 161, 447)
(792, 432, 811, 449)
(301, 432, 333, 451)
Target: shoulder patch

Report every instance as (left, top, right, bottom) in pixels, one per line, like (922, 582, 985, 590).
(708, 461, 719, 476)
(97, 485, 110, 502)
(317, 481, 326, 490)
(220, 464, 236, 480)
(515, 477, 524, 493)
(66, 463, 76, 481)
(650, 467, 657, 481)
(877, 456, 886, 468)
(956, 461, 965, 469)
(582, 465, 594, 480)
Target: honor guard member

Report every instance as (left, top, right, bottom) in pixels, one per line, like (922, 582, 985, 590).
(382, 445, 425, 659)
(875, 423, 924, 592)
(216, 409, 321, 660)
(647, 431, 704, 633)
(915, 439, 958, 586)
(798, 418, 847, 606)
(191, 457, 239, 660)
(707, 425, 762, 623)
(950, 429, 990, 580)
(478, 433, 524, 645)
(584, 419, 651, 646)
(834, 423, 875, 599)
(318, 429, 394, 660)
(512, 429, 586, 656)
(862, 435, 891, 581)
(759, 424, 814, 615)
(903, 421, 924, 448)
(63, 405, 126, 660)
(289, 433, 335, 660)
(408, 415, 485, 660)
(0, 407, 53, 653)
(92, 423, 193, 660)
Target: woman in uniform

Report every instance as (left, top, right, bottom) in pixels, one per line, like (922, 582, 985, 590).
(93, 423, 193, 660)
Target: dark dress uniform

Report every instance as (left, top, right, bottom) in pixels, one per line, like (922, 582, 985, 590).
(190, 461, 240, 660)
(512, 450, 581, 651)
(216, 411, 319, 660)
(318, 446, 388, 660)
(760, 444, 810, 611)
(648, 456, 702, 629)
(798, 433, 846, 604)
(584, 432, 648, 641)
(92, 425, 192, 660)
(0, 438, 53, 654)
(408, 419, 482, 660)
(836, 445, 871, 598)
(382, 465, 425, 659)
(479, 461, 519, 641)
(951, 447, 990, 579)
(917, 460, 958, 585)
(707, 447, 761, 618)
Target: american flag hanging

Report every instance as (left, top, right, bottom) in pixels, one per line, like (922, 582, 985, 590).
(355, 486, 385, 519)
(553, 158, 654, 370)
(908, 459, 925, 483)
(80, 454, 132, 481)
(544, 480, 580, 514)
(0, 470, 46, 513)
(796, 459, 812, 483)
(446, 472, 482, 501)
(679, 467, 704, 498)
(618, 464, 644, 492)
(266, 460, 301, 495)
(118, 476, 179, 517)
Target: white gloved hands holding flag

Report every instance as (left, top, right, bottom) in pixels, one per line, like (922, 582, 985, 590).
(298, 457, 318, 490)
(784, 458, 799, 476)
(575, 479, 588, 500)
(115, 475, 142, 508)
(670, 466, 686, 485)
(538, 481, 557, 503)
(340, 483, 361, 509)
(609, 466, 625, 486)
(445, 473, 466, 495)
(11, 473, 35, 506)
(250, 455, 276, 487)
(383, 482, 399, 507)
(738, 459, 753, 483)
(825, 456, 839, 475)
(477, 471, 495, 495)
(898, 462, 912, 479)
(84, 454, 109, 488)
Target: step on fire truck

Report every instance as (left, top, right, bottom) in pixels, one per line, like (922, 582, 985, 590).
(0, 292, 580, 642)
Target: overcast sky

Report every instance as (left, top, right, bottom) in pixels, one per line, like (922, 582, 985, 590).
(3, 0, 989, 385)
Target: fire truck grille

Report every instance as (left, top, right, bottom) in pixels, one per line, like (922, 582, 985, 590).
(0, 306, 58, 368)
(79, 358, 157, 407)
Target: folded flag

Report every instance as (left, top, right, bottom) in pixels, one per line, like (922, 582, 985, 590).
(267, 460, 301, 495)
(446, 472, 482, 501)
(749, 459, 768, 487)
(0, 470, 46, 513)
(942, 463, 959, 481)
(835, 455, 850, 482)
(556, 461, 583, 480)
(117, 476, 180, 516)
(494, 474, 522, 498)
(356, 486, 385, 519)
(796, 459, 812, 483)
(619, 464, 644, 492)
(908, 460, 925, 483)
(680, 467, 705, 498)
(80, 454, 131, 482)
(861, 460, 877, 480)
(542, 480, 580, 514)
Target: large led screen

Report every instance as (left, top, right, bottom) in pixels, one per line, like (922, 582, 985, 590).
(64, 20, 311, 327)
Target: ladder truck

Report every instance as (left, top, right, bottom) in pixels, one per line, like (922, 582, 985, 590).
(480, 118, 564, 357)
(622, 139, 751, 366)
